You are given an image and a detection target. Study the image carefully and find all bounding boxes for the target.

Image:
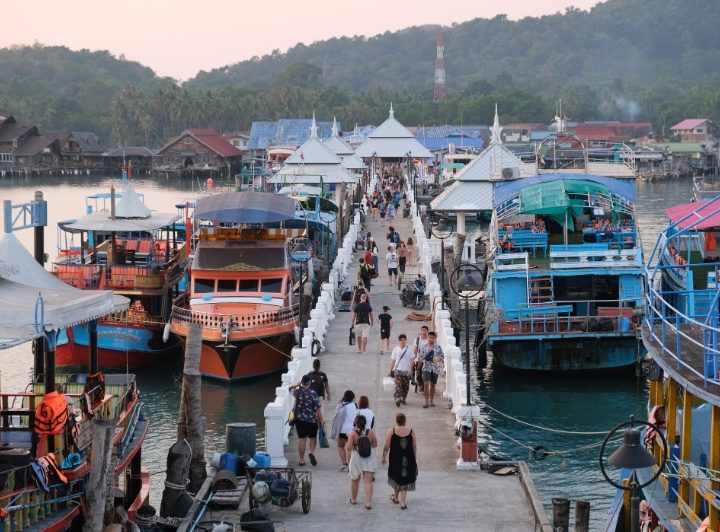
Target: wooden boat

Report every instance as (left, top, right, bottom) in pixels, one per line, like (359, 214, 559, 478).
(170, 192, 306, 381)
(52, 179, 187, 369)
(606, 197, 720, 531)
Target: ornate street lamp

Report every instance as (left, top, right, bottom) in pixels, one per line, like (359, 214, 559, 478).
(599, 416, 668, 532)
(450, 263, 484, 406)
(287, 236, 314, 347)
(431, 218, 453, 309)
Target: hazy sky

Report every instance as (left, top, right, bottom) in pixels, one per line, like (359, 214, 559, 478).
(3, 0, 603, 80)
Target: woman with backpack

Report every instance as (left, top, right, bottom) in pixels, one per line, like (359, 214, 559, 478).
(346, 414, 378, 509)
(330, 390, 357, 472)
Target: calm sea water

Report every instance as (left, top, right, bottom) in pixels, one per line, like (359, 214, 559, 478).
(0, 174, 695, 524)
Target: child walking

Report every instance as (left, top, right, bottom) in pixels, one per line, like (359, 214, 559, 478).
(378, 305, 393, 355)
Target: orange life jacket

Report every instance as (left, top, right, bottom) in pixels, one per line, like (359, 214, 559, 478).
(33, 391, 69, 435)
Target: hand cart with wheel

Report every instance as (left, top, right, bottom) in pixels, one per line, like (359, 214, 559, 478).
(247, 467, 312, 514)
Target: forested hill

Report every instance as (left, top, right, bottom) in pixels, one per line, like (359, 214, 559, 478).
(186, 0, 720, 93)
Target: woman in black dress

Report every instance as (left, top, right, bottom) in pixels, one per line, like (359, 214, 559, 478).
(381, 412, 417, 510)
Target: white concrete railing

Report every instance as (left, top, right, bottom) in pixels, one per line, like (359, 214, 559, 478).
(428, 237, 476, 264)
(264, 191, 367, 467)
(408, 183, 480, 470)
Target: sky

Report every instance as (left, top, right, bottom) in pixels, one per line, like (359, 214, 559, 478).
(2, 0, 603, 81)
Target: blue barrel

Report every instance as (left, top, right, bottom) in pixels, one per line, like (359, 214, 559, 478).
(618, 317, 630, 332)
(218, 452, 238, 473)
(226, 422, 256, 457)
(253, 452, 271, 468)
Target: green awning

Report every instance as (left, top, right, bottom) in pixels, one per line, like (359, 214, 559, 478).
(440, 162, 465, 170)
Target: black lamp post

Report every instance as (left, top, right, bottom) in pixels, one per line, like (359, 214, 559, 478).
(431, 218, 453, 310)
(287, 236, 314, 348)
(599, 416, 668, 532)
(450, 263, 484, 406)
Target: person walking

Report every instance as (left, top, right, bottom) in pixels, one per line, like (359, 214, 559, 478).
(419, 331, 444, 408)
(347, 415, 378, 509)
(387, 201, 396, 224)
(386, 246, 399, 287)
(406, 237, 415, 265)
(397, 241, 408, 274)
(354, 395, 375, 429)
(305, 358, 330, 402)
(289, 375, 324, 466)
(412, 325, 430, 393)
(379, 201, 387, 226)
(352, 293, 373, 354)
(330, 390, 357, 471)
(378, 305, 393, 354)
(371, 195, 379, 221)
(389, 334, 414, 407)
(387, 226, 401, 249)
(358, 258, 372, 291)
(382, 412, 417, 510)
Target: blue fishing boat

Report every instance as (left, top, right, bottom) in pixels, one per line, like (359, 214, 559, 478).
(605, 196, 720, 531)
(484, 173, 645, 371)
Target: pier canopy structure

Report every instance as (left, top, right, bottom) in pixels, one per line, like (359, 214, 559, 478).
(324, 117, 365, 171)
(355, 104, 434, 160)
(0, 231, 125, 349)
(430, 106, 536, 235)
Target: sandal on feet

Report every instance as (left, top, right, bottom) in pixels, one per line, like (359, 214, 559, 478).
(365, 505, 372, 510)
(422, 404, 429, 408)
(390, 495, 399, 504)
(298, 462, 306, 466)
(401, 504, 407, 510)
(308, 453, 317, 466)
(349, 499, 357, 505)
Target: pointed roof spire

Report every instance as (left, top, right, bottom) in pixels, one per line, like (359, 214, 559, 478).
(310, 112, 318, 139)
(490, 103, 502, 145)
(331, 116, 338, 136)
(389, 102, 394, 119)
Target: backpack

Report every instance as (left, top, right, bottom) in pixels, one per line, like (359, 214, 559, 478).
(355, 429, 372, 458)
(391, 232, 400, 245)
(307, 371, 325, 398)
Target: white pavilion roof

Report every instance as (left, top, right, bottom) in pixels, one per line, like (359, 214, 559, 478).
(355, 104, 434, 159)
(324, 120, 366, 171)
(430, 181, 494, 212)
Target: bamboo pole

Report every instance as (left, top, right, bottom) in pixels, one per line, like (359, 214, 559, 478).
(83, 418, 117, 532)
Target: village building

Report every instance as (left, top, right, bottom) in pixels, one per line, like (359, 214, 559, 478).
(223, 131, 250, 151)
(247, 119, 335, 151)
(44, 130, 106, 169)
(670, 119, 715, 142)
(103, 147, 156, 174)
(156, 128, 243, 176)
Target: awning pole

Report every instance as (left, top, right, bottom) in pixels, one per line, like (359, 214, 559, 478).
(564, 211, 568, 248)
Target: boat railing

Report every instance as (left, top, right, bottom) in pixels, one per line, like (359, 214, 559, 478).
(549, 245, 642, 269)
(495, 299, 638, 336)
(495, 251, 529, 271)
(0, 477, 86, 527)
(170, 302, 300, 332)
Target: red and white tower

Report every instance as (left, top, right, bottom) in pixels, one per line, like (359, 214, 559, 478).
(433, 31, 446, 102)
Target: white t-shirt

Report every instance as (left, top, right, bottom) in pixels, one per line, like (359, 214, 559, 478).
(341, 402, 357, 434)
(414, 336, 429, 356)
(391, 345, 414, 373)
(354, 407, 375, 430)
(386, 252, 398, 269)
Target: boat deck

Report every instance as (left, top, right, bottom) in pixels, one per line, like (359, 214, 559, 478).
(644, 322, 720, 406)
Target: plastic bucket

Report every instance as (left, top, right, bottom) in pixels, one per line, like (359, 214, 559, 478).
(218, 452, 238, 473)
(210, 451, 222, 470)
(253, 452, 271, 468)
(618, 317, 630, 332)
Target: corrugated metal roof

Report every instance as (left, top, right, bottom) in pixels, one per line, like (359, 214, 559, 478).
(455, 143, 526, 181)
(671, 119, 709, 130)
(247, 119, 336, 149)
(651, 142, 707, 154)
(417, 137, 484, 152)
(14, 136, 57, 156)
(430, 181, 494, 211)
(71, 131, 105, 154)
(414, 125, 487, 139)
(187, 129, 242, 157)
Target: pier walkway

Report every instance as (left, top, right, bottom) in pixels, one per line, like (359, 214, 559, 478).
(264, 200, 541, 530)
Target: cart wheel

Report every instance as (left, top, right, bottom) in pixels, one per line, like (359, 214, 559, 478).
(301, 478, 311, 514)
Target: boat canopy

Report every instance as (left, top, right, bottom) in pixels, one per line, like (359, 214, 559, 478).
(494, 173, 636, 206)
(194, 191, 297, 224)
(665, 200, 720, 230)
(62, 211, 180, 232)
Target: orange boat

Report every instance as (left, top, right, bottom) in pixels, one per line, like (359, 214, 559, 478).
(170, 226, 304, 381)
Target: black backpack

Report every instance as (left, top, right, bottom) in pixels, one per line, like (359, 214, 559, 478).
(355, 429, 372, 458)
(307, 371, 325, 397)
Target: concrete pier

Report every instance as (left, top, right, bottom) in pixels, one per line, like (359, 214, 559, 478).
(179, 182, 550, 531)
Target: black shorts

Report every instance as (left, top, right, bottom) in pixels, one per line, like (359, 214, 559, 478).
(295, 419, 318, 439)
(388, 267, 398, 276)
(380, 329, 390, 339)
(422, 371, 439, 384)
(339, 432, 348, 441)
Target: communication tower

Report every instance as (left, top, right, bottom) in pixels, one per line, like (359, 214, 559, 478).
(434, 31, 446, 102)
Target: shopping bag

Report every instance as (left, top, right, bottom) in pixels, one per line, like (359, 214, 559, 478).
(348, 327, 356, 346)
(382, 377, 395, 392)
(318, 424, 329, 448)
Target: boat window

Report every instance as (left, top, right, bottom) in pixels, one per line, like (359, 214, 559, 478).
(261, 278, 283, 293)
(217, 280, 237, 293)
(194, 278, 215, 293)
(238, 279, 259, 292)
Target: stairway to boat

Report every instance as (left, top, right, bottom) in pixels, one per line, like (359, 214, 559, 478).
(528, 276, 554, 305)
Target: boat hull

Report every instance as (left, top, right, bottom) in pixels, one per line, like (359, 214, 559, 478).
(489, 334, 640, 371)
(56, 322, 181, 370)
(179, 333, 295, 381)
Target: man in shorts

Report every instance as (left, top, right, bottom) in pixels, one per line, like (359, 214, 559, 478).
(419, 331, 444, 408)
(352, 292, 373, 354)
(386, 245, 399, 287)
(289, 374, 324, 466)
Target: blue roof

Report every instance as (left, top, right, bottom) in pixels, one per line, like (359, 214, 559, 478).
(493, 173, 636, 206)
(415, 125, 487, 138)
(416, 137, 484, 151)
(247, 119, 338, 150)
(530, 131, 553, 142)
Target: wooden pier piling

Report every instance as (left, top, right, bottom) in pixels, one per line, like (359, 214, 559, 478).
(83, 418, 118, 532)
(552, 497, 571, 531)
(574, 500, 590, 532)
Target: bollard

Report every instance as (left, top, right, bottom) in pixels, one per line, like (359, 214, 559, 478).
(552, 498, 570, 532)
(226, 422, 256, 457)
(574, 500, 590, 532)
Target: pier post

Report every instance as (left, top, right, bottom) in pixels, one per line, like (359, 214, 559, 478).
(574, 500, 590, 532)
(178, 323, 207, 493)
(88, 319, 98, 374)
(160, 440, 193, 517)
(83, 418, 118, 532)
(552, 497, 570, 532)
(33, 191, 46, 265)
